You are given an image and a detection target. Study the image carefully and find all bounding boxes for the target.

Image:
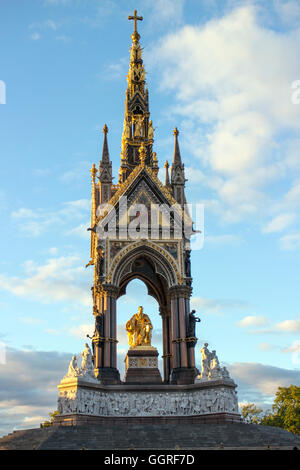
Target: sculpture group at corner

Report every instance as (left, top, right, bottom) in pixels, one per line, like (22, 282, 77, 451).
(197, 342, 230, 381)
(64, 343, 97, 382)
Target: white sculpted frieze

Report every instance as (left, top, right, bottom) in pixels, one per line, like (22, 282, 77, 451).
(57, 386, 239, 417)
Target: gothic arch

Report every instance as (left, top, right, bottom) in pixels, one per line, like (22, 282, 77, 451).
(109, 241, 180, 288)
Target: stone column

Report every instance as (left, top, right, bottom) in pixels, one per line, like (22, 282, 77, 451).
(93, 284, 120, 384)
(185, 296, 197, 369)
(92, 287, 104, 379)
(169, 285, 196, 385)
(161, 308, 172, 383)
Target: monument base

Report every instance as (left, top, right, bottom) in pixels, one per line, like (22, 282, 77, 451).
(124, 346, 162, 384)
(53, 411, 241, 426)
(55, 376, 242, 426)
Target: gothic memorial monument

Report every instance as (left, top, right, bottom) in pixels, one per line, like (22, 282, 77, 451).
(55, 10, 241, 426)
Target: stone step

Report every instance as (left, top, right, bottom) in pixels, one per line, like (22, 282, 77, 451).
(1, 424, 300, 450)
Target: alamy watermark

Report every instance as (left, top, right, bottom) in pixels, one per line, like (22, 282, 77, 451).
(95, 197, 204, 250)
(0, 80, 6, 104)
(291, 80, 300, 104)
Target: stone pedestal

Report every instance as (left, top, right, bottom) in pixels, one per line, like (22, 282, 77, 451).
(124, 346, 162, 384)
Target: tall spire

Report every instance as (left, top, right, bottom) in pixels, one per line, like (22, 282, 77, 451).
(170, 127, 186, 205)
(172, 127, 182, 165)
(119, 10, 156, 183)
(99, 124, 112, 203)
(101, 123, 110, 163)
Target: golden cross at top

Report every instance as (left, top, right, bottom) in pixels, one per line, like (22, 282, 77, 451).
(128, 9, 143, 34)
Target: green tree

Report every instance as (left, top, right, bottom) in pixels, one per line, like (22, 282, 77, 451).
(260, 385, 300, 435)
(40, 410, 60, 428)
(241, 403, 263, 424)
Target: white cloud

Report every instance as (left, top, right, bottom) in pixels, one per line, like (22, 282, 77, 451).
(236, 315, 269, 328)
(229, 362, 300, 398)
(147, 0, 185, 26)
(262, 213, 296, 234)
(275, 319, 300, 333)
(30, 32, 41, 41)
(149, 5, 300, 224)
(19, 317, 44, 325)
(65, 222, 90, 239)
(59, 161, 92, 184)
(69, 323, 93, 339)
(283, 182, 300, 208)
(279, 232, 300, 250)
(10, 199, 90, 237)
(191, 296, 248, 315)
(205, 234, 243, 245)
(29, 19, 60, 31)
(0, 347, 70, 437)
(237, 316, 300, 334)
(0, 256, 91, 306)
(257, 342, 278, 351)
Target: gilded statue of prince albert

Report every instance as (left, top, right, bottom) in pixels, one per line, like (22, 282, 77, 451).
(126, 306, 153, 348)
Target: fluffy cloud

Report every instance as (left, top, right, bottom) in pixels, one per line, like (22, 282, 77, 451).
(236, 315, 300, 334)
(0, 256, 91, 306)
(236, 316, 269, 328)
(69, 323, 94, 339)
(0, 348, 70, 437)
(279, 232, 300, 250)
(228, 362, 300, 400)
(204, 234, 243, 245)
(11, 199, 90, 237)
(275, 319, 300, 332)
(191, 296, 249, 315)
(262, 213, 297, 234)
(149, 4, 300, 226)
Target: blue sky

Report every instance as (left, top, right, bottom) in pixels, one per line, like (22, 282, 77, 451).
(0, 0, 300, 435)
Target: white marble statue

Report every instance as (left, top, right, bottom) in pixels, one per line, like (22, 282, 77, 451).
(65, 355, 81, 378)
(196, 344, 234, 382)
(80, 343, 95, 378)
(208, 350, 222, 379)
(200, 343, 211, 379)
(62, 343, 97, 383)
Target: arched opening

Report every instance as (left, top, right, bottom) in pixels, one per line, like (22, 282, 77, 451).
(117, 278, 163, 381)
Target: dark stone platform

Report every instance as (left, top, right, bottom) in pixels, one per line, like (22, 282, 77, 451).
(124, 347, 162, 384)
(1, 423, 300, 450)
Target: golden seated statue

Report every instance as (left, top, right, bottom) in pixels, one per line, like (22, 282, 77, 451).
(125, 305, 153, 348)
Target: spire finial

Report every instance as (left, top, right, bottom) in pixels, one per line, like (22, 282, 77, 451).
(90, 163, 97, 181)
(128, 9, 143, 41)
(100, 124, 110, 164)
(172, 127, 182, 165)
